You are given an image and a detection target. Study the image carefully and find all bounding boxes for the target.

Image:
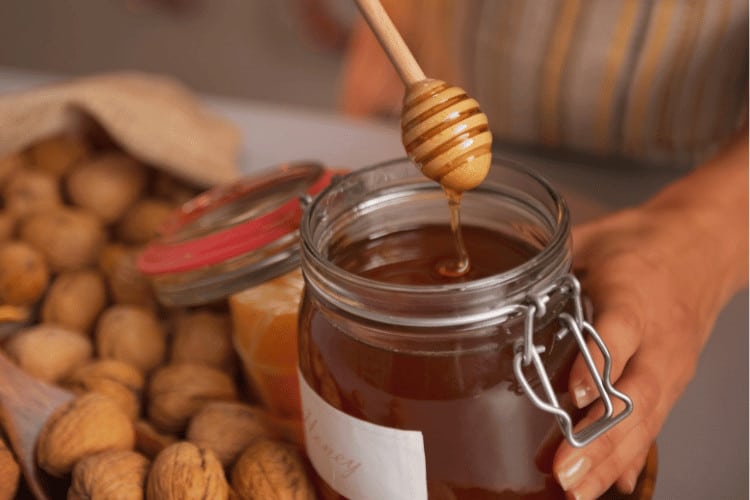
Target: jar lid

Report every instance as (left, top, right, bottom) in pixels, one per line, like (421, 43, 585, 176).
(138, 162, 333, 306)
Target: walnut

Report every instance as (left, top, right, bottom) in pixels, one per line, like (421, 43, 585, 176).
(0, 212, 16, 241)
(64, 359, 145, 421)
(151, 171, 198, 204)
(134, 420, 177, 459)
(96, 305, 166, 373)
(0, 435, 20, 500)
(0, 152, 24, 189)
(99, 244, 156, 309)
(0, 304, 30, 324)
(186, 402, 275, 467)
(0, 241, 49, 306)
(19, 207, 106, 272)
(66, 153, 148, 223)
(4, 323, 92, 382)
(37, 393, 135, 477)
(230, 439, 315, 500)
(68, 450, 149, 500)
(146, 442, 228, 500)
(41, 269, 107, 333)
(26, 134, 89, 178)
(147, 363, 238, 433)
(116, 198, 175, 244)
(171, 310, 237, 373)
(2, 169, 62, 218)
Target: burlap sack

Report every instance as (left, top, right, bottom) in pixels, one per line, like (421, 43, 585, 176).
(0, 72, 241, 186)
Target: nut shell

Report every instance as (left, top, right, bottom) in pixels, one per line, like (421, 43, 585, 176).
(148, 363, 238, 433)
(0, 212, 16, 241)
(66, 153, 148, 223)
(134, 420, 177, 459)
(151, 171, 198, 204)
(68, 449, 149, 500)
(99, 244, 156, 309)
(0, 435, 19, 500)
(2, 169, 61, 217)
(0, 152, 24, 189)
(116, 198, 175, 244)
(171, 310, 237, 373)
(96, 305, 166, 373)
(37, 393, 135, 477)
(186, 402, 275, 467)
(4, 323, 92, 382)
(41, 269, 107, 333)
(0, 241, 49, 305)
(19, 207, 106, 271)
(230, 439, 315, 500)
(146, 442, 228, 500)
(64, 359, 145, 421)
(27, 134, 89, 178)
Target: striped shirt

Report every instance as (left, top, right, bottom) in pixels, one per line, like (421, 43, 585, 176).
(401, 0, 748, 168)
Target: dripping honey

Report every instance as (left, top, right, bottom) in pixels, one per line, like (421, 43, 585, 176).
(437, 188, 470, 278)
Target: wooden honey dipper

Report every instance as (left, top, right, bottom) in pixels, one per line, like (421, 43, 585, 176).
(354, 0, 493, 192)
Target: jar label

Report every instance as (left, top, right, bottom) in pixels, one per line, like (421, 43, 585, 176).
(298, 369, 428, 500)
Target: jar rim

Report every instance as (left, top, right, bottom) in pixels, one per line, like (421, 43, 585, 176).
(300, 157, 570, 298)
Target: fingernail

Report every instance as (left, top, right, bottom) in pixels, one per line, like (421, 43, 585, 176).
(569, 477, 602, 500)
(572, 382, 596, 408)
(618, 469, 638, 494)
(555, 455, 591, 491)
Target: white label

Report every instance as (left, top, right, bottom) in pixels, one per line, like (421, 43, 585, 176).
(298, 369, 427, 500)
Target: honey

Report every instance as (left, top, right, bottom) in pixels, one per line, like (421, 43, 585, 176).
(230, 268, 304, 418)
(299, 224, 577, 499)
(437, 189, 470, 278)
(332, 224, 531, 285)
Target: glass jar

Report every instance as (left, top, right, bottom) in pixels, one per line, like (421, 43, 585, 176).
(138, 162, 333, 419)
(297, 158, 632, 500)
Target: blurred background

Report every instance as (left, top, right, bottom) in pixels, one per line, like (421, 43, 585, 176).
(0, 0, 355, 109)
(0, 3, 747, 500)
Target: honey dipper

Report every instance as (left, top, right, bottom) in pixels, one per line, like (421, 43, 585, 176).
(354, 0, 493, 192)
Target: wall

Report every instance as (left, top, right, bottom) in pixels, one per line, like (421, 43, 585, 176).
(0, 0, 353, 108)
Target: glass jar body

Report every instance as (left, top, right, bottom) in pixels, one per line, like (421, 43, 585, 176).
(299, 159, 576, 499)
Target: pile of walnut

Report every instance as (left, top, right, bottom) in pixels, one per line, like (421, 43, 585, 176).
(0, 134, 316, 500)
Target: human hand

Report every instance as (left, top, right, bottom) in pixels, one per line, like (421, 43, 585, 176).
(552, 196, 745, 499)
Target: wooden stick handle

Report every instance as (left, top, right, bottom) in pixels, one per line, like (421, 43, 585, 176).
(353, 0, 426, 86)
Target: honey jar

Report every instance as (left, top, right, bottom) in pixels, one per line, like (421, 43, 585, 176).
(297, 158, 632, 499)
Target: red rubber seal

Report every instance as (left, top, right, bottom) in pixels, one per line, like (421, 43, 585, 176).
(138, 163, 334, 276)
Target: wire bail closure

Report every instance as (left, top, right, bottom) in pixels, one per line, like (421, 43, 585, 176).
(513, 274, 633, 448)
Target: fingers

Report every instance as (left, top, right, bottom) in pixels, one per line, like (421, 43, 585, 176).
(568, 293, 645, 407)
(562, 428, 654, 500)
(570, 222, 598, 254)
(614, 444, 651, 494)
(554, 359, 667, 500)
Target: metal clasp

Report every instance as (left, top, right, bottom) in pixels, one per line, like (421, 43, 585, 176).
(512, 274, 633, 448)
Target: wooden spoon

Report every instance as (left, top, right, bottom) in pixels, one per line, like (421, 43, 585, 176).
(0, 349, 74, 500)
(353, 0, 493, 192)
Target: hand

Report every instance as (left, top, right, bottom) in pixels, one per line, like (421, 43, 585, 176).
(552, 207, 713, 497)
(552, 133, 748, 499)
